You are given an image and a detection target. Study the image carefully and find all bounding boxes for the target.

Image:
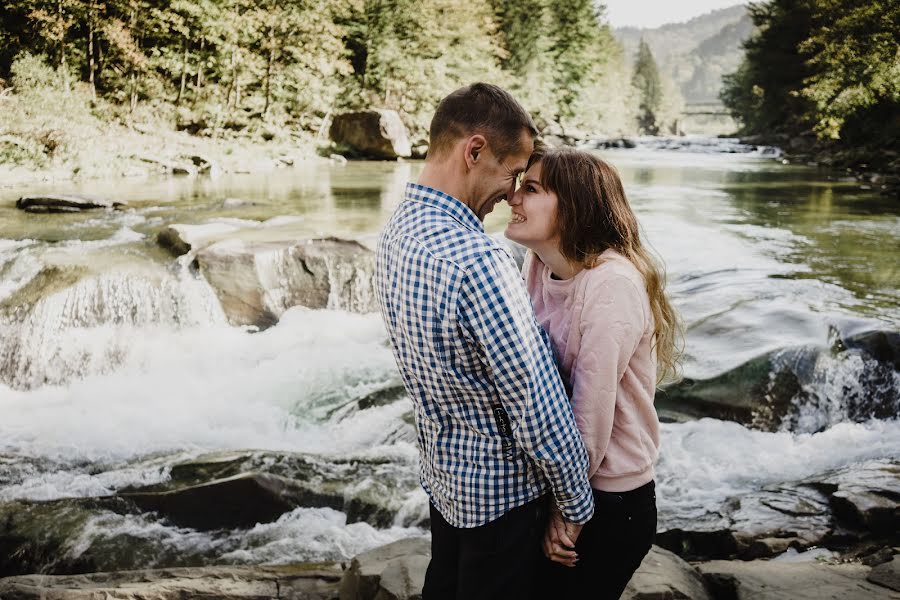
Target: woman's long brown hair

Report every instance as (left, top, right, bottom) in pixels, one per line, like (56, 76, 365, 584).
(528, 146, 682, 385)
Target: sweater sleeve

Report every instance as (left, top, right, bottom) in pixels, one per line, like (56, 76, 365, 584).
(571, 273, 646, 481)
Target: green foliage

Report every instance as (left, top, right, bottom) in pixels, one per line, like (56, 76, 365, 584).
(800, 0, 900, 142)
(0, 0, 682, 140)
(721, 0, 898, 146)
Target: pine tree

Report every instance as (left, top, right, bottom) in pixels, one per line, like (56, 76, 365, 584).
(632, 39, 663, 134)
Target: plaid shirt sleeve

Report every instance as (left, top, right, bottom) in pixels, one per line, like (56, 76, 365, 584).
(456, 249, 595, 524)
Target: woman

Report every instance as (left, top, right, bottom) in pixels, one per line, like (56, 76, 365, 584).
(505, 147, 680, 599)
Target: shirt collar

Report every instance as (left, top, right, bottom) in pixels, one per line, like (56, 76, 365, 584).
(404, 182, 484, 233)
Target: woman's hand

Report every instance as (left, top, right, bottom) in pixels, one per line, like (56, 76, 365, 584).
(542, 506, 582, 567)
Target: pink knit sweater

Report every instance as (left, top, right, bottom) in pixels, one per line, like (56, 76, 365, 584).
(524, 249, 660, 493)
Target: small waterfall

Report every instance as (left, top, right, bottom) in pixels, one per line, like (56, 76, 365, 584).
(0, 260, 226, 390)
(774, 337, 900, 433)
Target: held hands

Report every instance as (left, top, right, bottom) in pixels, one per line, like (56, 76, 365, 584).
(542, 505, 583, 567)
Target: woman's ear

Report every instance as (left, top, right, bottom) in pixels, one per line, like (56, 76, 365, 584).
(464, 135, 487, 170)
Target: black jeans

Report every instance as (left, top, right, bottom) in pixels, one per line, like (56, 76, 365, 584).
(536, 481, 657, 600)
(423, 496, 546, 600)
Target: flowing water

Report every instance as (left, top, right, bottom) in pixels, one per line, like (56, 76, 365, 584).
(0, 138, 898, 567)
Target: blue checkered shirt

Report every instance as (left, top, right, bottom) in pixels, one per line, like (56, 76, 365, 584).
(375, 182, 594, 528)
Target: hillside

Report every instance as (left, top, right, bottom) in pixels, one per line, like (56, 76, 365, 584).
(615, 4, 752, 103)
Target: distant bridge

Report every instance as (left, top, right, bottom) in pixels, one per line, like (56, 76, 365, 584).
(682, 102, 731, 117)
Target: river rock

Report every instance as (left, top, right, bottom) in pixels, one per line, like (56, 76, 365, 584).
(869, 555, 900, 592)
(0, 496, 151, 577)
(819, 459, 900, 535)
(622, 545, 711, 600)
(330, 110, 412, 160)
(120, 472, 348, 531)
(697, 559, 900, 599)
(15, 194, 125, 213)
(157, 222, 243, 256)
(120, 450, 422, 531)
(136, 155, 198, 176)
(339, 537, 430, 600)
(196, 237, 378, 328)
(0, 563, 343, 600)
(657, 459, 900, 561)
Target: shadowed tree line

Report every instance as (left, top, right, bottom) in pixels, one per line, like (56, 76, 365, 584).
(721, 0, 899, 168)
(0, 0, 682, 139)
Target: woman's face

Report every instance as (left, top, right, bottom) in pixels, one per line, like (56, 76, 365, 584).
(505, 161, 559, 251)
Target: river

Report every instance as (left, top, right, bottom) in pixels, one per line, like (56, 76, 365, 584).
(0, 138, 897, 569)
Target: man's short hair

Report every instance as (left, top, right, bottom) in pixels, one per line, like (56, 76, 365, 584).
(428, 83, 538, 161)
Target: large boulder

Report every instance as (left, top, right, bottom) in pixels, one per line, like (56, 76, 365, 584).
(196, 237, 378, 328)
(15, 194, 125, 213)
(339, 537, 430, 600)
(119, 450, 422, 531)
(697, 559, 900, 599)
(623, 545, 711, 600)
(330, 110, 412, 160)
(119, 472, 347, 531)
(0, 563, 343, 600)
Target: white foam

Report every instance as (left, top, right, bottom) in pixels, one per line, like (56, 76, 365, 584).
(65, 506, 425, 566)
(0, 308, 405, 469)
(655, 418, 900, 528)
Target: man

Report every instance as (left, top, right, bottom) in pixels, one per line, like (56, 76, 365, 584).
(375, 83, 594, 600)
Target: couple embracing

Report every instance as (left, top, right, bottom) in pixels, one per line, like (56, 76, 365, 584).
(374, 83, 679, 600)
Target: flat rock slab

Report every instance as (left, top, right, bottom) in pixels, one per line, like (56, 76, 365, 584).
(16, 194, 125, 213)
(0, 563, 342, 600)
(869, 555, 900, 591)
(698, 559, 900, 599)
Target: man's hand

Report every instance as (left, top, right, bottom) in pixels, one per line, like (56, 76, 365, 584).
(542, 506, 584, 567)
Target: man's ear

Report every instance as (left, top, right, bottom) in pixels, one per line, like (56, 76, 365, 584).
(464, 135, 487, 170)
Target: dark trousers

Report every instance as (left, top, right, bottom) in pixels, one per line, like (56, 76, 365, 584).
(536, 481, 657, 600)
(422, 496, 546, 600)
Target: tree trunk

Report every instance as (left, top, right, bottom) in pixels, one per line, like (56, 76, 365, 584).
(57, 0, 65, 70)
(195, 37, 204, 93)
(129, 7, 139, 114)
(176, 34, 188, 105)
(87, 0, 96, 97)
(264, 26, 275, 118)
(226, 48, 236, 109)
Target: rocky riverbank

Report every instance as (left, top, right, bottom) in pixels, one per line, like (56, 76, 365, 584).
(1, 537, 898, 600)
(738, 133, 900, 199)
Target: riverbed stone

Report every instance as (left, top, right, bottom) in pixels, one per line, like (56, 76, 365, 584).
(157, 222, 243, 256)
(120, 449, 421, 530)
(120, 472, 345, 530)
(622, 545, 711, 600)
(15, 194, 125, 213)
(339, 537, 430, 600)
(0, 563, 343, 600)
(869, 555, 900, 592)
(697, 559, 900, 599)
(329, 110, 411, 159)
(195, 237, 377, 328)
(0, 496, 150, 577)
